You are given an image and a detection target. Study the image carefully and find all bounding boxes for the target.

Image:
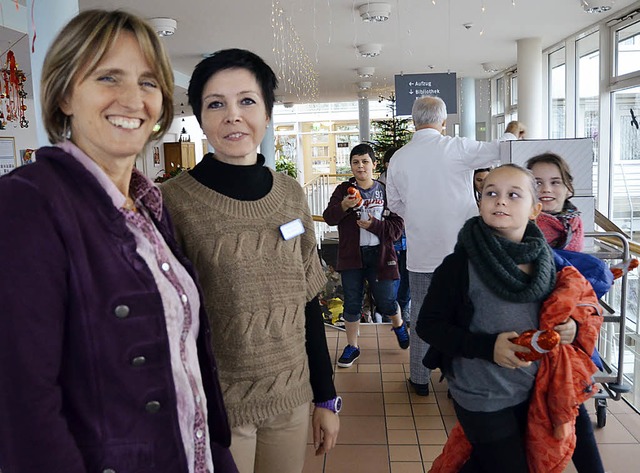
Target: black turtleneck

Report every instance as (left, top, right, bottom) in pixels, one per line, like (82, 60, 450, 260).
(189, 152, 336, 402)
(189, 153, 273, 201)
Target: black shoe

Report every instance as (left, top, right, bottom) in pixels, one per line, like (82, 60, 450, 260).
(408, 378, 430, 396)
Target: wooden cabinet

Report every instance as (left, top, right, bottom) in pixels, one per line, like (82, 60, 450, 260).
(163, 142, 195, 171)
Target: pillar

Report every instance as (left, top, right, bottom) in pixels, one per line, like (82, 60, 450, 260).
(517, 37, 543, 139)
(358, 98, 370, 142)
(261, 120, 275, 169)
(460, 77, 476, 139)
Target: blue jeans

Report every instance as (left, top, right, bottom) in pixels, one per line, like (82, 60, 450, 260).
(341, 246, 398, 323)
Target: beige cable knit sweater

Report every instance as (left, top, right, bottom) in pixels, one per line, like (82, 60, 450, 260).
(161, 170, 326, 427)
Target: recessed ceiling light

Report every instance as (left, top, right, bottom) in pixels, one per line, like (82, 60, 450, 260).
(580, 0, 612, 13)
(149, 17, 177, 37)
(357, 43, 382, 58)
(358, 3, 391, 22)
(357, 81, 372, 90)
(357, 67, 375, 78)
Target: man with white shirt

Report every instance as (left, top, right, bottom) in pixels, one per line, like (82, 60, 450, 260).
(386, 96, 507, 395)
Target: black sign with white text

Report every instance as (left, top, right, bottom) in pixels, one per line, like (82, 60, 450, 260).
(394, 73, 457, 116)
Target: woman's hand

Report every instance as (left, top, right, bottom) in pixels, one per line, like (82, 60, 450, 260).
(554, 318, 577, 344)
(493, 332, 533, 369)
(312, 406, 340, 455)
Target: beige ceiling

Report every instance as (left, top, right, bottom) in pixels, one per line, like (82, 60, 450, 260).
(4, 1, 640, 112)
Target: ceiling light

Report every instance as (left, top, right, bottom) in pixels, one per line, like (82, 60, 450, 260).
(580, 0, 613, 13)
(149, 17, 177, 37)
(481, 62, 502, 73)
(357, 43, 382, 58)
(357, 81, 372, 90)
(358, 3, 391, 22)
(357, 67, 375, 78)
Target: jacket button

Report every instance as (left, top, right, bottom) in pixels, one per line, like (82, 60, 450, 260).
(114, 305, 130, 318)
(145, 401, 161, 413)
(131, 356, 146, 367)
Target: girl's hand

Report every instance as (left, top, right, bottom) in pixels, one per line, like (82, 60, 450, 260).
(493, 332, 533, 369)
(554, 318, 577, 344)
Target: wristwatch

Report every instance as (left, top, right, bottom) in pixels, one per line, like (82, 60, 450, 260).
(315, 396, 342, 414)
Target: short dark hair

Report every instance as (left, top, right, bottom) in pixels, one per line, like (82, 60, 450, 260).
(188, 48, 278, 124)
(350, 143, 375, 162)
(383, 147, 400, 165)
(525, 152, 575, 197)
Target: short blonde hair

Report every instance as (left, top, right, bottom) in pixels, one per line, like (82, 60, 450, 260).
(41, 9, 174, 143)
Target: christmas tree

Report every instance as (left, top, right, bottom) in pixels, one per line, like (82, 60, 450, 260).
(368, 93, 413, 173)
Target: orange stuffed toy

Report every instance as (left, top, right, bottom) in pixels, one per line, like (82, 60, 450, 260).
(347, 186, 363, 207)
(510, 329, 561, 362)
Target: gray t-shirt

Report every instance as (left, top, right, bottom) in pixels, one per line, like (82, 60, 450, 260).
(448, 262, 541, 412)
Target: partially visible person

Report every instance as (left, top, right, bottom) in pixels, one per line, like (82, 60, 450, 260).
(323, 144, 407, 368)
(505, 120, 526, 139)
(527, 152, 605, 473)
(0, 10, 236, 473)
(379, 147, 411, 325)
(473, 167, 491, 205)
(418, 164, 556, 472)
(161, 49, 339, 473)
(386, 96, 502, 396)
(526, 152, 583, 252)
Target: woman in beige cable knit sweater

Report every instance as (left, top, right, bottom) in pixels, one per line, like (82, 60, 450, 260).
(161, 49, 340, 473)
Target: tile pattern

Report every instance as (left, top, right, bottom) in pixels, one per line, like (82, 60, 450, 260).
(302, 324, 640, 473)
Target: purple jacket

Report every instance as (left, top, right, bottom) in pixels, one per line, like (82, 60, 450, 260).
(323, 179, 403, 280)
(0, 147, 237, 473)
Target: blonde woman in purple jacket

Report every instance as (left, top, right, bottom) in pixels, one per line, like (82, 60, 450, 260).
(0, 10, 235, 473)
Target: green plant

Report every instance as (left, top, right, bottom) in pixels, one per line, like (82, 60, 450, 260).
(368, 92, 413, 173)
(154, 165, 187, 183)
(275, 155, 298, 178)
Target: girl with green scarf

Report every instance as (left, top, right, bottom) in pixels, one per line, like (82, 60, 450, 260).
(417, 164, 562, 472)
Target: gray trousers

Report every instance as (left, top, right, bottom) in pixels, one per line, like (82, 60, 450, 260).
(408, 271, 433, 385)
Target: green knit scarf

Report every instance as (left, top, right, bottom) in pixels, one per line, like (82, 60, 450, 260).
(457, 216, 556, 302)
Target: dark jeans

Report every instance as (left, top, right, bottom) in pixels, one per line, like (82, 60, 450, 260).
(393, 249, 411, 322)
(454, 400, 530, 473)
(341, 246, 397, 323)
(572, 403, 605, 473)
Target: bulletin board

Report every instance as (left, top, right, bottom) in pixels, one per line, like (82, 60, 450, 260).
(0, 137, 17, 176)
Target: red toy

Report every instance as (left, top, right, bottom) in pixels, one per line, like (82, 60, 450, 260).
(347, 186, 363, 207)
(510, 329, 561, 362)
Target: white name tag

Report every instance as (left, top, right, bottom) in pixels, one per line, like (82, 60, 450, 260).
(279, 218, 305, 240)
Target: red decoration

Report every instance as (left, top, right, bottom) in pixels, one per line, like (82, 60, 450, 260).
(0, 50, 29, 129)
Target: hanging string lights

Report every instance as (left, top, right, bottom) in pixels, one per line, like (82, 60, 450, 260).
(0, 50, 28, 129)
(271, 0, 319, 101)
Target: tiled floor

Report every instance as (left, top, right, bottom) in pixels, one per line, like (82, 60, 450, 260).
(302, 323, 640, 473)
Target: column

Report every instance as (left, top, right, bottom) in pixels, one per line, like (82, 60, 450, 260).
(27, 0, 79, 146)
(261, 120, 275, 169)
(460, 77, 476, 139)
(517, 37, 543, 139)
(358, 97, 370, 142)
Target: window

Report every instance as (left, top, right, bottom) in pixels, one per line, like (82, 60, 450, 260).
(510, 75, 518, 106)
(615, 20, 640, 77)
(495, 77, 505, 114)
(549, 48, 566, 138)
